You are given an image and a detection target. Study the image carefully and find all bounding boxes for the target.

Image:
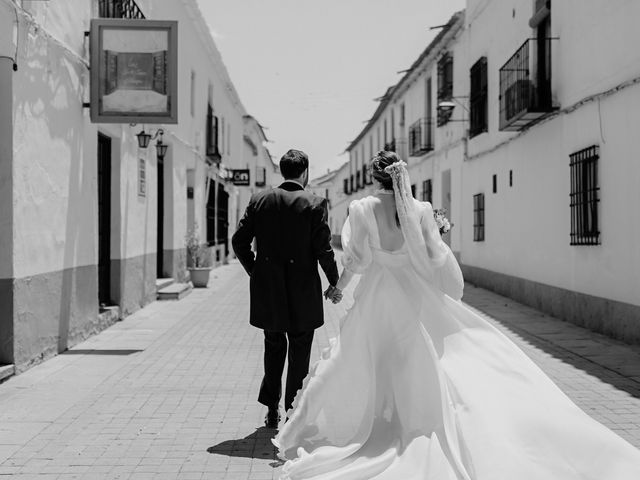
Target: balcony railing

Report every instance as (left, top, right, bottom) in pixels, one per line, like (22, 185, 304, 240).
(383, 139, 396, 152)
(408, 119, 434, 156)
(499, 38, 555, 131)
(99, 0, 145, 19)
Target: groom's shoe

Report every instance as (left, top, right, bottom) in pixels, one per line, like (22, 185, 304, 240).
(265, 407, 280, 429)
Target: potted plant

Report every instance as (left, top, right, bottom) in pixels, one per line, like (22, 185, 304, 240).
(186, 223, 212, 288)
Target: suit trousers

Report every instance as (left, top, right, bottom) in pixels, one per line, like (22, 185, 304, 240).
(258, 330, 315, 412)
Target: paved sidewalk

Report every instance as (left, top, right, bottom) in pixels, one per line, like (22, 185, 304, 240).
(0, 259, 638, 479)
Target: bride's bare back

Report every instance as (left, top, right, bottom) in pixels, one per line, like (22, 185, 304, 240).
(371, 193, 405, 252)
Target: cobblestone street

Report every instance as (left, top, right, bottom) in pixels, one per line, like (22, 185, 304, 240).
(1, 257, 639, 479)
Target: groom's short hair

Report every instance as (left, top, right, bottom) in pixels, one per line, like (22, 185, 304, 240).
(280, 149, 309, 179)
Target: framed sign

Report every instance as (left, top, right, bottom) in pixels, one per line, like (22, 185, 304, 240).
(231, 169, 250, 186)
(90, 19, 178, 124)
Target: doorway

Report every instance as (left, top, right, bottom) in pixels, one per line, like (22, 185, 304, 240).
(97, 134, 112, 306)
(157, 157, 164, 277)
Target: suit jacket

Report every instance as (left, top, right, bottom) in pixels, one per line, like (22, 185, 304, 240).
(232, 182, 339, 332)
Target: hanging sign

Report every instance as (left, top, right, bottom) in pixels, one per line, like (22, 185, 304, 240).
(90, 19, 178, 124)
(231, 169, 250, 186)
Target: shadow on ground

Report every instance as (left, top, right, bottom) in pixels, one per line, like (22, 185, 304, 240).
(208, 426, 283, 466)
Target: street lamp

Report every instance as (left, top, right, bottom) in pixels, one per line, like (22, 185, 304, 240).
(437, 96, 469, 119)
(136, 128, 167, 150)
(155, 131, 168, 160)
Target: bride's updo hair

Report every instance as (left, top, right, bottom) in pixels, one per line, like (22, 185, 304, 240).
(370, 150, 401, 190)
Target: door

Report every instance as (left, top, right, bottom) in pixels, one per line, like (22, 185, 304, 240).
(157, 157, 164, 277)
(97, 134, 112, 306)
(216, 184, 229, 260)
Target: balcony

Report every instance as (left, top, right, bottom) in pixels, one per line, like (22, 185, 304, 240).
(99, 0, 145, 19)
(383, 139, 396, 152)
(499, 38, 555, 131)
(408, 119, 434, 156)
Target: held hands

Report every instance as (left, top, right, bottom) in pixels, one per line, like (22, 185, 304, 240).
(324, 285, 343, 304)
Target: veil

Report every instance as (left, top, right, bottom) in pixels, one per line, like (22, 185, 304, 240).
(384, 161, 464, 300)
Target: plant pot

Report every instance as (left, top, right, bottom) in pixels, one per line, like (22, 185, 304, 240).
(188, 267, 212, 288)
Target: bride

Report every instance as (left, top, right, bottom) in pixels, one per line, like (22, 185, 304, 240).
(272, 151, 640, 479)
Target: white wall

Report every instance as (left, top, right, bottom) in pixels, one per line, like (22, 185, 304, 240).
(461, 0, 640, 307)
(5, 0, 247, 275)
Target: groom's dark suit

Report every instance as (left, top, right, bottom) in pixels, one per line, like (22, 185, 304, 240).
(232, 181, 339, 412)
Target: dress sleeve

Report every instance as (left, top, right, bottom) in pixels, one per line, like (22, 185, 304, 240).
(340, 200, 372, 274)
(419, 202, 464, 301)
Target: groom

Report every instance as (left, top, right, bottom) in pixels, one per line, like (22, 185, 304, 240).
(232, 149, 342, 428)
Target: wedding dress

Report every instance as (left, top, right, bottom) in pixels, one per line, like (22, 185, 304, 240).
(273, 162, 640, 480)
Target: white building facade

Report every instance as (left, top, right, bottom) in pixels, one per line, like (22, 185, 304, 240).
(459, 0, 640, 343)
(337, 1, 640, 343)
(0, 0, 265, 374)
(341, 12, 466, 253)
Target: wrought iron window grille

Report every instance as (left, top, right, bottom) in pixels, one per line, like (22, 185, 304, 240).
(570, 145, 600, 245)
(408, 118, 434, 157)
(473, 193, 485, 242)
(437, 53, 454, 126)
(99, 0, 145, 19)
(422, 179, 432, 203)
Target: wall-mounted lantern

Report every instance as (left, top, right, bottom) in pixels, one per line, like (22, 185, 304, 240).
(136, 128, 168, 160)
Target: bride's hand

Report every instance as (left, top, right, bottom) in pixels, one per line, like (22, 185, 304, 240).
(324, 286, 343, 304)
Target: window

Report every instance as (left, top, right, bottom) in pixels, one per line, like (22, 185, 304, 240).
(350, 174, 355, 193)
(570, 145, 600, 245)
(492, 174, 497, 193)
(509, 170, 513, 187)
(384, 119, 388, 145)
(399, 103, 405, 127)
(343, 178, 350, 195)
(409, 119, 434, 156)
(437, 53, 454, 126)
(255, 167, 266, 187)
(422, 179, 432, 203)
(356, 171, 362, 190)
(473, 193, 485, 241)
(221, 118, 225, 154)
(206, 103, 220, 162)
(363, 164, 371, 186)
(411, 184, 416, 198)
(469, 57, 488, 137)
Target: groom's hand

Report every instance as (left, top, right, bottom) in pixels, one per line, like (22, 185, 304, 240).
(324, 286, 343, 304)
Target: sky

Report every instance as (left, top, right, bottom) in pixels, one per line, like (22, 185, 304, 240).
(195, 0, 465, 179)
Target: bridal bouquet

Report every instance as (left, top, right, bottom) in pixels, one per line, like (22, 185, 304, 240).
(433, 208, 453, 235)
